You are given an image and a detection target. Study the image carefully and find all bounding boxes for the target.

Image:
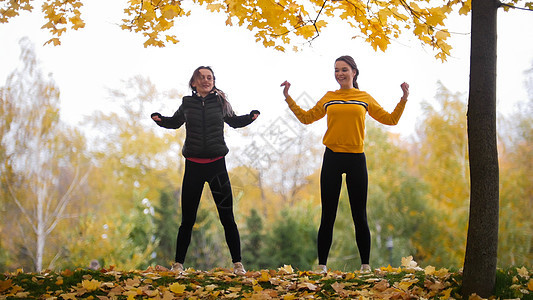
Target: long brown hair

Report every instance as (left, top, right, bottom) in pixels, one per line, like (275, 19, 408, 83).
(335, 55, 360, 89)
(189, 66, 235, 117)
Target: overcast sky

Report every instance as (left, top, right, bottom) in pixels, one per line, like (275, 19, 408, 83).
(1, 1, 532, 139)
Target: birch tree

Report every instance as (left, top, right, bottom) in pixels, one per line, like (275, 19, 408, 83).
(0, 37, 90, 272)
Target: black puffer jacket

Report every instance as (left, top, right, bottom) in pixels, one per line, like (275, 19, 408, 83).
(151, 92, 258, 158)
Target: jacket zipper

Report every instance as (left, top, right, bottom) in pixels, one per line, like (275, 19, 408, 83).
(202, 99, 207, 151)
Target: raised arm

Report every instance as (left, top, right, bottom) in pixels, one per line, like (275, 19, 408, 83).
(368, 82, 409, 126)
(401, 82, 409, 101)
(151, 106, 185, 129)
(281, 80, 325, 125)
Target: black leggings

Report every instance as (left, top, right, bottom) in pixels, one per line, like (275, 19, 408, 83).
(175, 158, 241, 264)
(317, 147, 370, 265)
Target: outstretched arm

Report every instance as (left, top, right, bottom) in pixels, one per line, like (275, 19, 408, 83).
(151, 107, 185, 129)
(225, 110, 260, 128)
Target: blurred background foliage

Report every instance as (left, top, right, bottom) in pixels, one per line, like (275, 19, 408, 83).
(1, 39, 531, 273)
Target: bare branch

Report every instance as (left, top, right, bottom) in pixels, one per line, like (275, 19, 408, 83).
(499, 3, 533, 11)
(46, 165, 91, 235)
(7, 182, 38, 233)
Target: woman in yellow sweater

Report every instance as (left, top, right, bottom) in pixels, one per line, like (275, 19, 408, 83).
(280, 55, 409, 274)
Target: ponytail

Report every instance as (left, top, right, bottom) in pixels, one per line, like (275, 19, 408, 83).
(214, 88, 235, 117)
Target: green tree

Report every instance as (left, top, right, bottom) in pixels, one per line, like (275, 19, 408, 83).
(260, 203, 318, 271)
(152, 189, 179, 266)
(63, 198, 158, 271)
(186, 201, 230, 270)
(241, 208, 266, 270)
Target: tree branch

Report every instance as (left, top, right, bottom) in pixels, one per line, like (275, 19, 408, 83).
(7, 182, 38, 233)
(46, 165, 91, 235)
(499, 3, 533, 11)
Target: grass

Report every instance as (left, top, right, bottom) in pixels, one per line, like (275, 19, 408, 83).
(0, 264, 531, 299)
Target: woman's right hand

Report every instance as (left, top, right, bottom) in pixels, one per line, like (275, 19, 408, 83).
(280, 81, 291, 99)
(400, 82, 409, 101)
(151, 113, 162, 122)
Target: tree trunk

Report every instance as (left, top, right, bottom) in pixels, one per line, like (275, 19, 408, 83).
(462, 0, 499, 298)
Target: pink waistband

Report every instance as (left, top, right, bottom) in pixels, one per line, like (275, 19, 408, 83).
(186, 156, 224, 164)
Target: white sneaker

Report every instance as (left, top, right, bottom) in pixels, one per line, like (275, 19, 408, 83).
(360, 264, 371, 273)
(233, 262, 246, 275)
(171, 262, 184, 273)
(315, 264, 327, 274)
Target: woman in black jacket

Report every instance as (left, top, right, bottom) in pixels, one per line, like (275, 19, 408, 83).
(151, 66, 259, 275)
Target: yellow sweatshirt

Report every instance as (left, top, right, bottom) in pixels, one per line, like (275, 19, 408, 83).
(285, 88, 406, 153)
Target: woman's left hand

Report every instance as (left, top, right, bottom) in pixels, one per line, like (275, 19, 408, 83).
(250, 110, 260, 120)
(401, 82, 409, 100)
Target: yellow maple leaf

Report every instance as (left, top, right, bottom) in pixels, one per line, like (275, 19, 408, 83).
(165, 35, 179, 44)
(161, 4, 181, 19)
(517, 266, 529, 278)
(123, 290, 138, 300)
(43, 37, 61, 46)
(124, 277, 141, 287)
(435, 51, 448, 62)
(258, 270, 271, 282)
(296, 24, 317, 39)
(398, 280, 415, 291)
(253, 284, 264, 292)
(435, 30, 450, 41)
(58, 292, 77, 300)
(0, 279, 13, 292)
(331, 281, 345, 293)
(55, 277, 63, 285)
(345, 272, 355, 280)
(228, 286, 242, 292)
(401, 256, 418, 268)
(14, 292, 31, 298)
(298, 282, 318, 291)
(468, 293, 484, 300)
(69, 15, 85, 30)
(459, 0, 471, 15)
(278, 265, 294, 274)
(81, 279, 101, 291)
(161, 290, 174, 300)
(206, 3, 224, 12)
(373, 279, 390, 292)
(169, 282, 186, 294)
(211, 290, 221, 297)
(528, 279, 533, 291)
(424, 266, 436, 276)
(283, 293, 296, 300)
(380, 265, 395, 272)
(426, 7, 446, 26)
(441, 287, 453, 299)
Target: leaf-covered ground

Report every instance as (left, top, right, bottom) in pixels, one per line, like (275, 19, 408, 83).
(1, 257, 532, 299)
